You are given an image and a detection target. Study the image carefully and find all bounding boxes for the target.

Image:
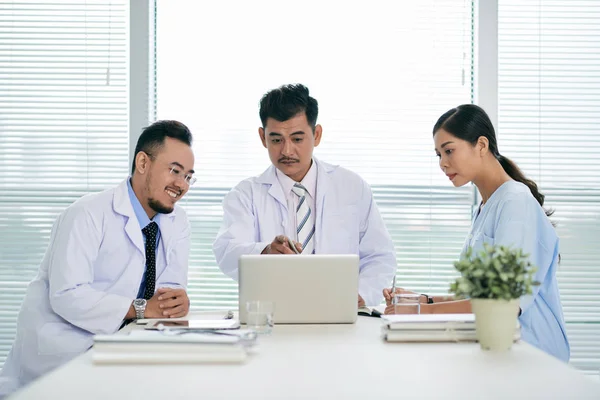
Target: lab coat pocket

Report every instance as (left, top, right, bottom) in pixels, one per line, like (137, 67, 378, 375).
(38, 322, 92, 356)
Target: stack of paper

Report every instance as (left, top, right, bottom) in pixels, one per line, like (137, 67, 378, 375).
(381, 314, 520, 343)
(93, 329, 253, 364)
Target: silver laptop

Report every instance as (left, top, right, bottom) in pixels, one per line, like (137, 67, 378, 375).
(238, 254, 359, 324)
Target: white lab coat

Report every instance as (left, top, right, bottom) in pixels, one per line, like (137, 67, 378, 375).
(0, 179, 190, 396)
(213, 158, 396, 306)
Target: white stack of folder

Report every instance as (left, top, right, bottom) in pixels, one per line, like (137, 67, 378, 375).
(92, 329, 254, 364)
(381, 314, 520, 343)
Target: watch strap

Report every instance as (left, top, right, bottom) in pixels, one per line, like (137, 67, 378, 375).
(420, 294, 434, 304)
(135, 307, 144, 319)
(134, 300, 146, 319)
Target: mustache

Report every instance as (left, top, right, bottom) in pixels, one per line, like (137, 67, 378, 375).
(278, 157, 299, 163)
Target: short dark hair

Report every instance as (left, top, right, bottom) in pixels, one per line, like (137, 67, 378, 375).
(259, 83, 319, 129)
(131, 120, 193, 174)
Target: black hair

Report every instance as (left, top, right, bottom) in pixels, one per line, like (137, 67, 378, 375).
(433, 104, 554, 219)
(259, 83, 319, 130)
(131, 120, 192, 174)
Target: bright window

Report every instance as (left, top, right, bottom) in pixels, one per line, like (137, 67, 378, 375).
(498, 0, 600, 376)
(155, 1, 474, 310)
(0, 0, 129, 365)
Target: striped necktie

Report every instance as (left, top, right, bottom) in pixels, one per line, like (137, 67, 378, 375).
(291, 183, 315, 254)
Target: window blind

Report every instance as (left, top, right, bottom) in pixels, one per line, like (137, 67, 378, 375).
(498, 0, 600, 377)
(155, 0, 475, 307)
(0, 0, 129, 366)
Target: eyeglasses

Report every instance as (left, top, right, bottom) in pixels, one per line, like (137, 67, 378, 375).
(142, 151, 196, 186)
(169, 166, 196, 186)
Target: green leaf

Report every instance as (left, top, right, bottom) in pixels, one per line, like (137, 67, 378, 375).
(449, 243, 539, 300)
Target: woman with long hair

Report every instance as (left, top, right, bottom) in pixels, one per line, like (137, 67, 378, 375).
(384, 104, 570, 362)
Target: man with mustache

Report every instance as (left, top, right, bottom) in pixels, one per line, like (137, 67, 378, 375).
(213, 84, 396, 307)
(0, 120, 195, 396)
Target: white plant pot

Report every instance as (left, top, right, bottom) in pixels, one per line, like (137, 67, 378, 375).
(471, 298, 520, 351)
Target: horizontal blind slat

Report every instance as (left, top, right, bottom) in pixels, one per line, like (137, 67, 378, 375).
(499, 0, 600, 374)
(0, 0, 129, 368)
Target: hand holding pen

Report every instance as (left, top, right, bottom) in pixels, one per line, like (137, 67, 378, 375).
(287, 237, 301, 254)
(262, 235, 302, 254)
(383, 275, 397, 306)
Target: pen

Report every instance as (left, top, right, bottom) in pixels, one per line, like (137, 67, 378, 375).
(391, 275, 397, 305)
(287, 237, 301, 254)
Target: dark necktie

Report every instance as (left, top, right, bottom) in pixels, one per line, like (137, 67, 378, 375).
(142, 222, 159, 300)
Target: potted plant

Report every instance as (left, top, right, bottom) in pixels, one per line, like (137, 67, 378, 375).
(450, 244, 539, 351)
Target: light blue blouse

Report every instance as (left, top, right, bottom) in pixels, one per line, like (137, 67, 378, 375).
(462, 180, 570, 362)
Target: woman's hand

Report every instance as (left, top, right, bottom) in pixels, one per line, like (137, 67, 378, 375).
(383, 287, 420, 305)
(382, 287, 426, 314)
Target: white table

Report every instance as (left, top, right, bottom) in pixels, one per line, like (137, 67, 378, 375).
(9, 315, 600, 399)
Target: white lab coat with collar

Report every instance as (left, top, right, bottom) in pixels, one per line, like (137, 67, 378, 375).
(0, 180, 190, 396)
(213, 158, 397, 306)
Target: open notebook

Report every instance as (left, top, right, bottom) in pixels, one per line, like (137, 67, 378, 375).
(358, 306, 383, 318)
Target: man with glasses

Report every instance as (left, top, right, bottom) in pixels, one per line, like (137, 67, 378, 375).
(0, 120, 195, 396)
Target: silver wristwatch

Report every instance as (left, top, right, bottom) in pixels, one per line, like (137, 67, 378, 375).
(133, 298, 147, 319)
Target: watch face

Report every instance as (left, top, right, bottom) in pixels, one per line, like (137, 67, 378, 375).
(133, 299, 146, 308)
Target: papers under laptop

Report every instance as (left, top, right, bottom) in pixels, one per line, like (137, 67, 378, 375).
(381, 314, 520, 343)
(238, 254, 359, 324)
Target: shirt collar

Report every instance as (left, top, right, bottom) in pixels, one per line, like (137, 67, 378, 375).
(127, 178, 160, 230)
(275, 159, 317, 198)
